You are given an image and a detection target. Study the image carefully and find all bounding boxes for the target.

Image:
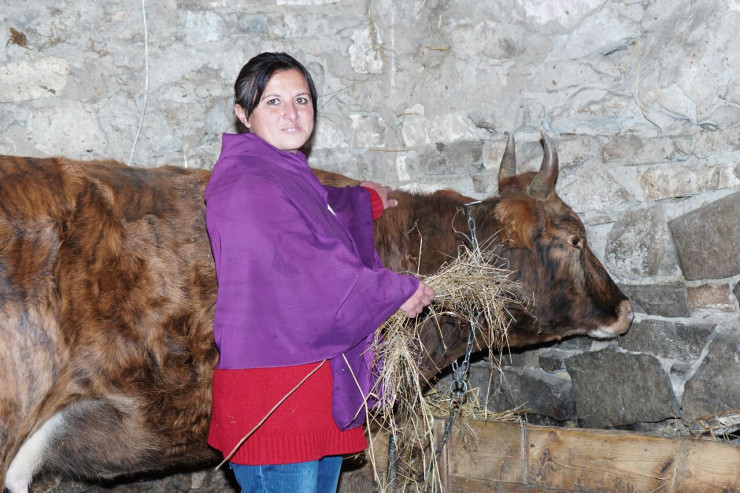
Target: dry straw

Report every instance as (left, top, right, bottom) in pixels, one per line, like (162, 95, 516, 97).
(363, 241, 531, 491)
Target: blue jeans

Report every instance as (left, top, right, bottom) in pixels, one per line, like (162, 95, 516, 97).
(230, 455, 343, 493)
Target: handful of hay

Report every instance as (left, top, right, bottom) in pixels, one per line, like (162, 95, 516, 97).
(364, 243, 530, 490)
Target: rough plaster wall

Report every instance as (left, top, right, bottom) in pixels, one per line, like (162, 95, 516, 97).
(2, 0, 740, 447)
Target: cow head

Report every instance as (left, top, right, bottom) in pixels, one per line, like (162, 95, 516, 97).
(484, 131, 633, 346)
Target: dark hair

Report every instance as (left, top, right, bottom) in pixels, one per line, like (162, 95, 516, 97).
(234, 52, 318, 127)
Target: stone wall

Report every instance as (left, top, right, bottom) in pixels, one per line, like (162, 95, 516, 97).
(2, 0, 740, 490)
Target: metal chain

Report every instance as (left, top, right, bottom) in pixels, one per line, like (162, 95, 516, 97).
(464, 200, 482, 253)
(434, 315, 477, 459)
(434, 200, 481, 461)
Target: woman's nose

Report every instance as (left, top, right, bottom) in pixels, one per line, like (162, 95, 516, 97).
(283, 103, 297, 120)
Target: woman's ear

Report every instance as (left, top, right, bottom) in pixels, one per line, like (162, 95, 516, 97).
(235, 104, 251, 129)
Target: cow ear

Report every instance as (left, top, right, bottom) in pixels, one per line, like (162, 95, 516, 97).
(493, 198, 535, 250)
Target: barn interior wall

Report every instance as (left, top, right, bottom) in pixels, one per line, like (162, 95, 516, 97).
(1, 0, 739, 491)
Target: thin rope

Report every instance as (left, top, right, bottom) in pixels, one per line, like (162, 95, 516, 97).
(128, 0, 149, 166)
(215, 359, 327, 469)
(340, 352, 383, 484)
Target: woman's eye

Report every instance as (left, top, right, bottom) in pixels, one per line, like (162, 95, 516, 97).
(296, 96, 309, 104)
(266, 98, 280, 105)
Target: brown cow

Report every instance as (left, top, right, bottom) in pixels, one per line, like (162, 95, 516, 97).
(0, 133, 632, 492)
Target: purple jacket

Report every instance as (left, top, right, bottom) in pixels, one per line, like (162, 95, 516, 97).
(205, 133, 418, 429)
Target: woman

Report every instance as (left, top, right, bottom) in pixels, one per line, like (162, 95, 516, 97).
(205, 52, 434, 493)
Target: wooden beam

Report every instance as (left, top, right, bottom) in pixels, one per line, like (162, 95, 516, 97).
(441, 419, 740, 492)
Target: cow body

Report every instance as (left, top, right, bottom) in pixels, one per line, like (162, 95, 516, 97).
(0, 134, 632, 492)
(1, 158, 219, 492)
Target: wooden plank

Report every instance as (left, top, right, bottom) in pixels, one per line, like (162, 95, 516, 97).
(433, 418, 449, 491)
(367, 419, 740, 491)
(363, 426, 390, 485)
(675, 437, 740, 492)
(444, 419, 525, 484)
(447, 476, 572, 492)
(436, 419, 740, 492)
(525, 426, 678, 491)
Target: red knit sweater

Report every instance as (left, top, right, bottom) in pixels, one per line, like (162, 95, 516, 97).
(208, 363, 367, 465)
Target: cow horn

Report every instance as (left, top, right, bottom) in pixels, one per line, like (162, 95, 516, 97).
(498, 132, 517, 186)
(527, 130, 559, 199)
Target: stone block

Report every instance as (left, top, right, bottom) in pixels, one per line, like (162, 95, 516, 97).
(311, 117, 348, 151)
(471, 172, 496, 194)
(682, 332, 740, 422)
(687, 283, 735, 312)
(557, 165, 632, 213)
(631, 135, 693, 166)
(618, 319, 715, 362)
(555, 135, 602, 169)
(349, 114, 386, 148)
(549, 2, 637, 57)
(349, 27, 382, 74)
(693, 126, 740, 158)
(547, 336, 594, 352)
(464, 359, 495, 395)
(488, 367, 575, 423)
(602, 133, 643, 163)
(618, 282, 691, 318)
(27, 100, 108, 158)
(605, 205, 677, 280)
(669, 191, 740, 280)
(0, 57, 69, 103)
(177, 10, 225, 45)
(565, 349, 680, 428)
(638, 164, 733, 200)
(670, 361, 694, 385)
(501, 345, 540, 369)
(538, 348, 572, 372)
(630, 0, 740, 130)
(450, 20, 520, 60)
(538, 355, 564, 372)
(400, 112, 429, 148)
(734, 281, 740, 304)
(415, 140, 484, 176)
(436, 359, 498, 410)
(428, 114, 488, 144)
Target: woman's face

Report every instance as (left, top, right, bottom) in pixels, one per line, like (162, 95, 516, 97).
(235, 69, 314, 153)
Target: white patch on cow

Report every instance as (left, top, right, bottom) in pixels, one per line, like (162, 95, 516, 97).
(587, 328, 615, 339)
(5, 412, 66, 493)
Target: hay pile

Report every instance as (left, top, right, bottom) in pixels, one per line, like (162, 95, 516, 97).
(364, 243, 531, 491)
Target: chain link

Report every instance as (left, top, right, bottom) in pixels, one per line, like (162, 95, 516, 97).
(434, 200, 482, 461)
(464, 200, 482, 253)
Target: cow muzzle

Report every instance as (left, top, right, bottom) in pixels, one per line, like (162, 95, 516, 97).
(589, 299, 634, 339)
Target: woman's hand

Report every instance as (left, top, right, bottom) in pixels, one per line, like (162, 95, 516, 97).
(360, 181, 398, 210)
(400, 281, 435, 318)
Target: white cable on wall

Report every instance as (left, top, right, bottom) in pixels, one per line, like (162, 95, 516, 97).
(128, 0, 149, 166)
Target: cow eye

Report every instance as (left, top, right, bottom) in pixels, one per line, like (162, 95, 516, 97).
(568, 234, 583, 249)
